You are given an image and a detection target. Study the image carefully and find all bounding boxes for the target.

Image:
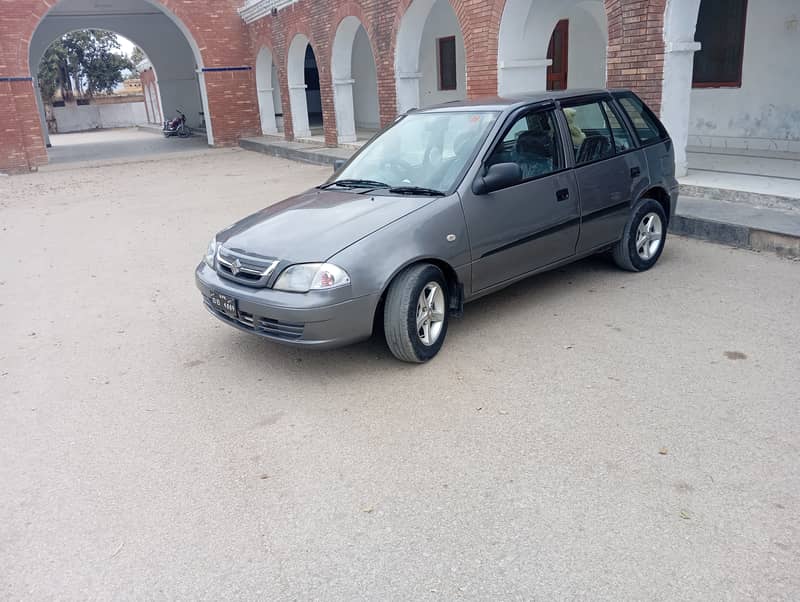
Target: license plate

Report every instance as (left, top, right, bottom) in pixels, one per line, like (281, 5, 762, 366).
(210, 291, 238, 319)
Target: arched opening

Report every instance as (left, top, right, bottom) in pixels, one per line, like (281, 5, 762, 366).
(497, 0, 608, 95)
(287, 35, 323, 139)
(395, 0, 466, 113)
(35, 31, 151, 139)
(255, 46, 283, 135)
(331, 17, 380, 144)
(29, 0, 211, 161)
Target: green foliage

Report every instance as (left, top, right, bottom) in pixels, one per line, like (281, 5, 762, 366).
(37, 40, 71, 102)
(36, 30, 135, 102)
(130, 46, 146, 68)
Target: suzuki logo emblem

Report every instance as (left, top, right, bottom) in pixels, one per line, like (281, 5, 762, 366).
(230, 258, 243, 275)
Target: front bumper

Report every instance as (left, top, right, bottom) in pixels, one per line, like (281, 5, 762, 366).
(195, 263, 379, 349)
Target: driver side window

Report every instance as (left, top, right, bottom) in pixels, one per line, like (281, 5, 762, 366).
(487, 110, 563, 181)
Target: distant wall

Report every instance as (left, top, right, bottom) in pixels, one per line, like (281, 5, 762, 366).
(52, 101, 148, 133)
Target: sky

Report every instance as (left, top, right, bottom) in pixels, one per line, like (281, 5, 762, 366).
(117, 35, 136, 59)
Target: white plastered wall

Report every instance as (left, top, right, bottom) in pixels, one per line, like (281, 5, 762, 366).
(352, 26, 380, 131)
(287, 34, 312, 138)
(256, 47, 278, 134)
(688, 0, 800, 152)
(417, 0, 466, 107)
(497, 0, 607, 95)
(395, 0, 466, 113)
(567, 3, 607, 89)
(332, 17, 380, 143)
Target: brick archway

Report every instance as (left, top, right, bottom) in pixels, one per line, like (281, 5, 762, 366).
(330, 11, 381, 144)
(1, 0, 260, 172)
(392, 0, 471, 113)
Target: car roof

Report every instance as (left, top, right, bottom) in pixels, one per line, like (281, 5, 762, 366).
(415, 89, 630, 113)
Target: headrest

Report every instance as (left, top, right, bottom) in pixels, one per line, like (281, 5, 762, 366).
(516, 130, 552, 157)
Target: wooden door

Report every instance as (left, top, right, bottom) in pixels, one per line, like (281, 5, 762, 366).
(546, 20, 569, 91)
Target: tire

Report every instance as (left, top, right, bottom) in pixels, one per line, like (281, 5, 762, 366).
(612, 197, 667, 272)
(384, 264, 449, 363)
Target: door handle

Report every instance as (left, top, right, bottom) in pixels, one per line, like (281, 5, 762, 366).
(556, 188, 570, 202)
(630, 166, 641, 178)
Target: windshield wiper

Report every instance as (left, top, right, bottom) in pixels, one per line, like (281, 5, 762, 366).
(319, 179, 389, 190)
(388, 186, 445, 196)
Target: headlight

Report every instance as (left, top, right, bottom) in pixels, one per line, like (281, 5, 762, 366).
(273, 263, 351, 293)
(203, 238, 218, 268)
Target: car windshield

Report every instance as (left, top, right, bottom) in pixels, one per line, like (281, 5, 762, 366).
(331, 111, 500, 193)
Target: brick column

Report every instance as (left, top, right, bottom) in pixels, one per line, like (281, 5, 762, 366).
(202, 69, 262, 146)
(0, 78, 48, 173)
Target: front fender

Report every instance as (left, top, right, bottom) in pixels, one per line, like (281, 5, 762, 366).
(329, 194, 471, 299)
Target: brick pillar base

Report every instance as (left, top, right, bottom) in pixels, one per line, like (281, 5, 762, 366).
(0, 79, 48, 173)
(202, 69, 262, 146)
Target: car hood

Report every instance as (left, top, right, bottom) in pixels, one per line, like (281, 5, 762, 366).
(216, 188, 436, 263)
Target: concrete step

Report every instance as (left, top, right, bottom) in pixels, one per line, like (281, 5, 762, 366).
(239, 136, 352, 166)
(671, 196, 800, 258)
(686, 147, 800, 179)
(679, 182, 800, 214)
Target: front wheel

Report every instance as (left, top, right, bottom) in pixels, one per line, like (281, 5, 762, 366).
(612, 198, 667, 272)
(384, 264, 449, 363)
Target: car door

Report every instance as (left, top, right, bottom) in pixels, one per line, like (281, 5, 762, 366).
(460, 105, 580, 292)
(560, 96, 647, 254)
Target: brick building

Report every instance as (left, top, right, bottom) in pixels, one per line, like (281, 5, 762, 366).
(1, 0, 797, 175)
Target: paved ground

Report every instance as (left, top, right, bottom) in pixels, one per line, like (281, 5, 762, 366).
(1, 149, 799, 600)
(45, 128, 209, 166)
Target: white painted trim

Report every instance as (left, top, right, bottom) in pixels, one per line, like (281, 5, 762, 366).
(498, 58, 552, 69)
(665, 40, 701, 53)
(238, 0, 298, 24)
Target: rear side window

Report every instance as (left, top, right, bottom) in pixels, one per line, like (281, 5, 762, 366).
(601, 101, 633, 153)
(616, 94, 667, 145)
(562, 101, 616, 165)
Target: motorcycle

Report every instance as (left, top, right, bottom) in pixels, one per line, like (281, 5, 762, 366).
(163, 109, 192, 138)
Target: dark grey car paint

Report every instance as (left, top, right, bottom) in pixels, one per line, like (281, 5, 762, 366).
(196, 89, 678, 348)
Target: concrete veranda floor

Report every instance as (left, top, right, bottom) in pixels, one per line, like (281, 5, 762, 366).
(1, 149, 799, 599)
(45, 127, 209, 167)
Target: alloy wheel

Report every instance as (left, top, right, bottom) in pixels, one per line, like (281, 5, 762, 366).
(635, 212, 663, 260)
(416, 282, 445, 346)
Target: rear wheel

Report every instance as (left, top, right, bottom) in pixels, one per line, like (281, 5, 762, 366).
(384, 264, 449, 363)
(612, 198, 667, 272)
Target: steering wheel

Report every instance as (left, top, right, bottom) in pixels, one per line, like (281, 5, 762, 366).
(381, 158, 413, 181)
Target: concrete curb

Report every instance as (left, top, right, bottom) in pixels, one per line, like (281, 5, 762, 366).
(679, 184, 800, 213)
(670, 214, 800, 258)
(239, 138, 349, 166)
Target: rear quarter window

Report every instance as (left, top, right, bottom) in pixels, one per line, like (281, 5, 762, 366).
(616, 94, 667, 145)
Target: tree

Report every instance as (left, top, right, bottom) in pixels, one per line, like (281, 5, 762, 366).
(130, 46, 146, 69)
(36, 30, 134, 101)
(37, 40, 72, 102)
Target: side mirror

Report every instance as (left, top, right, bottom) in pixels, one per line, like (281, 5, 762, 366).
(332, 159, 346, 173)
(472, 162, 522, 195)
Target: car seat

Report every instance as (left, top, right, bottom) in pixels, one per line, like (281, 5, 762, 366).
(576, 135, 611, 163)
(514, 130, 553, 179)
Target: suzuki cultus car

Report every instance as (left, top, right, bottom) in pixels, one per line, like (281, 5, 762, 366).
(196, 89, 677, 362)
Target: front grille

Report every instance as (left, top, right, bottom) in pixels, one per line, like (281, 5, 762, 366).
(205, 300, 304, 341)
(216, 247, 279, 288)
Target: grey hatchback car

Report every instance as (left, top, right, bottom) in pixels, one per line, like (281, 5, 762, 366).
(196, 89, 678, 362)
